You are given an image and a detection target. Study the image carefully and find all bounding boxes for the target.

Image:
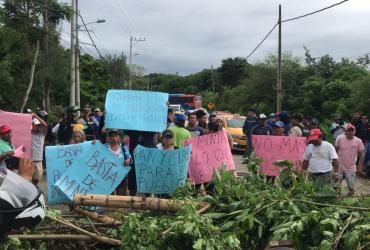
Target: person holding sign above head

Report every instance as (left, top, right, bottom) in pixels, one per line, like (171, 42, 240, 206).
(169, 114, 191, 148)
(105, 129, 132, 195)
(273, 121, 285, 136)
(31, 113, 48, 187)
(302, 129, 339, 187)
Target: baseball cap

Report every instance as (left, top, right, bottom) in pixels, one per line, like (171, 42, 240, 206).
(274, 121, 285, 128)
(175, 114, 186, 121)
(346, 124, 356, 131)
(0, 125, 12, 134)
(94, 108, 101, 112)
(162, 130, 174, 137)
(65, 106, 80, 114)
(258, 113, 267, 119)
(308, 129, 322, 141)
(32, 118, 41, 125)
(269, 113, 275, 118)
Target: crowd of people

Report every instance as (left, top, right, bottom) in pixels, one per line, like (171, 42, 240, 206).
(242, 110, 370, 196)
(0, 104, 369, 239)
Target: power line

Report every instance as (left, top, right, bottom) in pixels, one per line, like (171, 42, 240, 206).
(245, 0, 350, 60)
(78, 12, 104, 59)
(282, 0, 349, 23)
(246, 23, 278, 60)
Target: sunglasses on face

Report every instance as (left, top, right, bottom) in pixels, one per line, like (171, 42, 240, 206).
(163, 135, 173, 139)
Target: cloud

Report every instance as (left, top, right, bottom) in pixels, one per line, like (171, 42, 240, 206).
(62, 0, 370, 74)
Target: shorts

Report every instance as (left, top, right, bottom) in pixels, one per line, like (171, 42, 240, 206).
(32, 161, 44, 181)
(333, 172, 356, 190)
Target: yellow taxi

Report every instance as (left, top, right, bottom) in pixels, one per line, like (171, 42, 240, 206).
(215, 112, 247, 151)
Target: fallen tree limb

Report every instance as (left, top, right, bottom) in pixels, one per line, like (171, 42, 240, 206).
(74, 194, 210, 213)
(294, 199, 370, 211)
(73, 206, 122, 225)
(8, 234, 95, 242)
(46, 215, 121, 246)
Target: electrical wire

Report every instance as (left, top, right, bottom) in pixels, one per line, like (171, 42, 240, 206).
(78, 12, 104, 59)
(245, 0, 350, 60)
(246, 23, 278, 60)
(282, 0, 349, 23)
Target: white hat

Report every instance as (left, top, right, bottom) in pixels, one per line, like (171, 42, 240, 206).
(32, 118, 41, 125)
(258, 113, 267, 119)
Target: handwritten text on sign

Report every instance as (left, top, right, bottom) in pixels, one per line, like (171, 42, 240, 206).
(134, 145, 192, 194)
(105, 90, 168, 132)
(185, 130, 235, 184)
(252, 135, 307, 176)
(55, 141, 131, 201)
(0, 111, 32, 158)
(45, 142, 89, 204)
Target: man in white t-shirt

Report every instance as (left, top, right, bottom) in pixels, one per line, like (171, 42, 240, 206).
(334, 124, 364, 196)
(31, 114, 47, 186)
(302, 128, 339, 187)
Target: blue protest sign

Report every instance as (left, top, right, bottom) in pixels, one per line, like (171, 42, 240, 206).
(104, 90, 169, 132)
(55, 141, 131, 201)
(45, 142, 90, 205)
(134, 145, 192, 194)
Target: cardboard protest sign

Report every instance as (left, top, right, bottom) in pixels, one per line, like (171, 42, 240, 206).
(45, 142, 89, 204)
(251, 135, 307, 176)
(134, 145, 192, 194)
(55, 141, 131, 201)
(0, 111, 32, 158)
(105, 90, 168, 132)
(184, 130, 235, 184)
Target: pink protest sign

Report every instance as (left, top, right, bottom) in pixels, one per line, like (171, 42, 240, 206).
(185, 130, 235, 184)
(251, 135, 307, 176)
(0, 111, 32, 158)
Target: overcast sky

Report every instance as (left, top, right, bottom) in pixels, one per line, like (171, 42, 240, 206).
(60, 0, 370, 75)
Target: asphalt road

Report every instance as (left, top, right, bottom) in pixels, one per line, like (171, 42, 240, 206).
(39, 152, 370, 201)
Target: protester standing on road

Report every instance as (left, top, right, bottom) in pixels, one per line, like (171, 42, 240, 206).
(31, 114, 48, 187)
(273, 121, 285, 136)
(250, 114, 274, 136)
(0, 125, 14, 169)
(357, 115, 370, 144)
(242, 110, 258, 159)
(78, 107, 95, 141)
(169, 114, 191, 148)
(330, 115, 346, 140)
(308, 118, 326, 141)
(69, 126, 86, 144)
(351, 112, 362, 134)
(302, 129, 339, 187)
(92, 108, 102, 139)
(195, 110, 208, 131)
(58, 106, 79, 145)
(279, 111, 293, 135)
(288, 113, 305, 137)
(156, 130, 176, 150)
(105, 130, 131, 195)
(334, 124, 364, 196)
(186, 113, 204, 137)
(167, 108, 175, 128)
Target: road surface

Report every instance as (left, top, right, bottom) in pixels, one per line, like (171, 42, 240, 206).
(39, 152, 370, 201)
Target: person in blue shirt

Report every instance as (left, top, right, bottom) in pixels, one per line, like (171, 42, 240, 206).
(251, 114, 274, 136)
(105, 130, 132, 195)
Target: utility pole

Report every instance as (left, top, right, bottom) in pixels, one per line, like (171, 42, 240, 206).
(70, 0, 76, 106)
(276, 4, 282, 112)
(128, 36, 145, 90)
(75, 0, 80, 112)
(211, 65, 215, 104)
(43, 0, 50, 112)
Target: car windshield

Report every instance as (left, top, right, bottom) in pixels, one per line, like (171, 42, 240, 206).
(226, 118, 245, 128)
